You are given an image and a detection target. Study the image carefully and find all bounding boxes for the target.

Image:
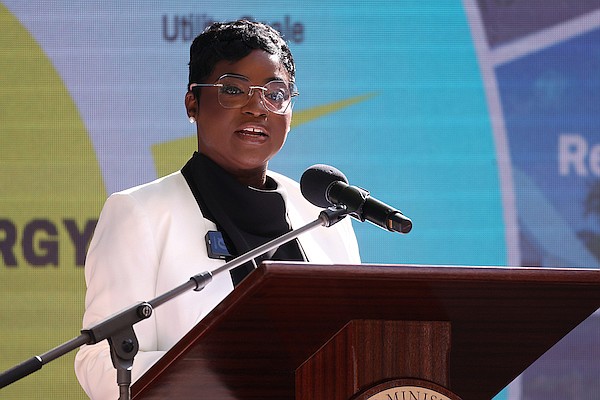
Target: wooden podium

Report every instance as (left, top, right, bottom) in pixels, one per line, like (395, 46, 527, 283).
(131, 263, 600, 399)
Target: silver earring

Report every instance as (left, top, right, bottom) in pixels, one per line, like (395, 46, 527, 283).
(189, 116, 196, 124)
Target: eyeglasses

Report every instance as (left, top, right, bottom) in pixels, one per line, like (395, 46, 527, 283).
(189, 74, 299, 115)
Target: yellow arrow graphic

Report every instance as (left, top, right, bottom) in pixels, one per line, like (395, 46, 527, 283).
(151, 92, 378, 177)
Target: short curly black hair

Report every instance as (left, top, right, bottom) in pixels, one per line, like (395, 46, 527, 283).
(188, 20, 296, 88)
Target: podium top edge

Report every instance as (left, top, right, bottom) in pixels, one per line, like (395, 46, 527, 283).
(258, 261, 600, 284)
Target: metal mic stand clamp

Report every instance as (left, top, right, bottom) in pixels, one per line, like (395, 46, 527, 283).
(108, 326, 138, 400)
(82, 302, 153, 400)
(319, 205, 349, 227)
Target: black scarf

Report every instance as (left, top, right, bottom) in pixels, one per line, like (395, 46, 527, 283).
(181, 152, 305, 285)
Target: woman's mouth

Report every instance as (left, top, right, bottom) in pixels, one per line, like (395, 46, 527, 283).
(237, 127, 267, 137)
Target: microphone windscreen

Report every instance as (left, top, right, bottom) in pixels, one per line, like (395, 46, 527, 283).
(300, 164, 348, 208)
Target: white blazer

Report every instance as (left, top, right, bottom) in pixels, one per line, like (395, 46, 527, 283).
(74, 170, 360, 399)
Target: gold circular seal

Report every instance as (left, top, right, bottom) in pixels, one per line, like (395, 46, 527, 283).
(353, 379, 462, 400)
(366, 385, 451, 400)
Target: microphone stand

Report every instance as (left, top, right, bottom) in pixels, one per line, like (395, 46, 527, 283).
(0, 206, 348, 399)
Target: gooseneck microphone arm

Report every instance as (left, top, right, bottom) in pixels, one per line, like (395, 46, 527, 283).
(0, 206, 349, 399)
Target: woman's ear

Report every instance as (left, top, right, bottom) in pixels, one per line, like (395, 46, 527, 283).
(185, 91, 198, 120)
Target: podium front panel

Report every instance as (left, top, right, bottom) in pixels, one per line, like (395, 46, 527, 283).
(132, 263, 600, 400)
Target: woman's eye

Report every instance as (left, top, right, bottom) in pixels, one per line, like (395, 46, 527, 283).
(266, 90, 286, 102)
(220, 84, 244, 95)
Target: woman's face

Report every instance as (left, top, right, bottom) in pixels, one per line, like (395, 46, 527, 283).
(188, 50, 293, 183)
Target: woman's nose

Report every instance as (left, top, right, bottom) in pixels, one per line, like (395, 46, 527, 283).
(242, 88, 268, 116)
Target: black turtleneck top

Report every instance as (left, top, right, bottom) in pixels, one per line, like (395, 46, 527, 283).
(181, 152, 305, 285)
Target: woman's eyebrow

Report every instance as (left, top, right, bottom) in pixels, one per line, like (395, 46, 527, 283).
(221, 73, 287, 84)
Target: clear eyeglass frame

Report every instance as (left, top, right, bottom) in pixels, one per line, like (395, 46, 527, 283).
(189, 74, 299, 115)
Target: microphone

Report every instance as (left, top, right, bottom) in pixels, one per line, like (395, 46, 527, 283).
(300, 164, 412, 234)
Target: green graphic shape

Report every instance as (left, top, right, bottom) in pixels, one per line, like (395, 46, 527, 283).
(0, 4, 105, 399)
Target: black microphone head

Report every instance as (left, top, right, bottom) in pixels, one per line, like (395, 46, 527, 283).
(300, 164, 349, 208)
